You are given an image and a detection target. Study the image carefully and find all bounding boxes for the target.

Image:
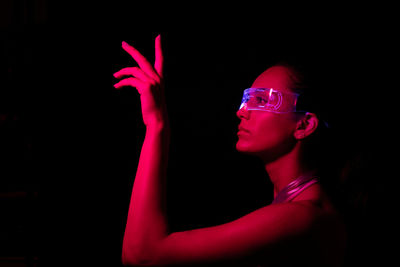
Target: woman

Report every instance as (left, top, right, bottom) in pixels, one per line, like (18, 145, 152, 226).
(114, 35, 347, 266)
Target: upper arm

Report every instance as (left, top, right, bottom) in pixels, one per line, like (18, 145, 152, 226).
(149, 202, 318, 266)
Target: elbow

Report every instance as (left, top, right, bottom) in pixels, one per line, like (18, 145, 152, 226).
(122, 245, 158, 266)
(121, 249, 135, 266)
(122, 252, 151, 266)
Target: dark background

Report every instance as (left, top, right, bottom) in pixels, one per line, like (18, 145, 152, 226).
(1, 1, 397, 266)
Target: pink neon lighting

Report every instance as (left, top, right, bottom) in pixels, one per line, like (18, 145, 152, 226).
(116, 37, 346, 266)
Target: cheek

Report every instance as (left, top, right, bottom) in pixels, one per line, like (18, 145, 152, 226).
(237, 117, 296, 155)
(256, 120, 294, 150)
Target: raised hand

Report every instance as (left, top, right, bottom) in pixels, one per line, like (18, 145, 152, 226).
(114, 35, 167, 129)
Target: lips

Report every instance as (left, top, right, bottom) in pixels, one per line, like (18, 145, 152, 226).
(238, 125, 250, 134)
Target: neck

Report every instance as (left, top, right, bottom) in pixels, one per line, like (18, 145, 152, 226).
(262, 144, 314, 197)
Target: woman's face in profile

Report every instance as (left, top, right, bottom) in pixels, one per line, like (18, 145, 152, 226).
(236, 66, 300, 160)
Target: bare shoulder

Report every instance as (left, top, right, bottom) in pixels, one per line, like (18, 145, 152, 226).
(150, 197, 346, 266)
(248, 199, 325, 229)
(234, 200, 346, 266)
(284, 199, 347, 266)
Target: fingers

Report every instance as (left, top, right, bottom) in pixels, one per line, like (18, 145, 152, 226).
(154, 35, 164, 77)
(113, 67, 151, 82)
(122, 41, 159, 80)
(115, 36, 164, 93)
(114, 77, 146, 93)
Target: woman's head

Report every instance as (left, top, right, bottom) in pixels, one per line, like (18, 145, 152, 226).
(236, 64, 321, 163)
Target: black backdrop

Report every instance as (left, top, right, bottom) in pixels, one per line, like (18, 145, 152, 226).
(1, 1, 397, 266)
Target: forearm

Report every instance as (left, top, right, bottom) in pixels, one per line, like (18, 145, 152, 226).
(122, 124, 170, 263)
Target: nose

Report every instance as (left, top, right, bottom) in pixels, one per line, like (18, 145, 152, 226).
(236, 105, 250, 120)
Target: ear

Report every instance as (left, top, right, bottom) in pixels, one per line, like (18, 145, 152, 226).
(294, 112, 319, 140)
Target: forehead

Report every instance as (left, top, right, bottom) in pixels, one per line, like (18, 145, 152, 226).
(251, 66, 295, 93)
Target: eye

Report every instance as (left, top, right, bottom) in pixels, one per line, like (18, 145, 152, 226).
(256, 96, 268, 106)
(269, 93, 277, 103)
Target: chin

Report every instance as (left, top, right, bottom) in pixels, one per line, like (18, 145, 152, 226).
(236, 139, 247, 152)
(236, 140, 258, 155)
(236, 140, 279, 162)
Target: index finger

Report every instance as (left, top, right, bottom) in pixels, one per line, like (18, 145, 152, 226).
(154, 34, 164, 77)
(122, 41, 159, 80)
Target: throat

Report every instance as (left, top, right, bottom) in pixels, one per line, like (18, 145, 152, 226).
(272, 173, 319, 204)
(262, 143, 316, 197)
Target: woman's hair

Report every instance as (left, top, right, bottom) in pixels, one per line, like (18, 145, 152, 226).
(266, 57, 374, 265)
(272, 59, 348, 206)
(273, 58, 372, 223)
